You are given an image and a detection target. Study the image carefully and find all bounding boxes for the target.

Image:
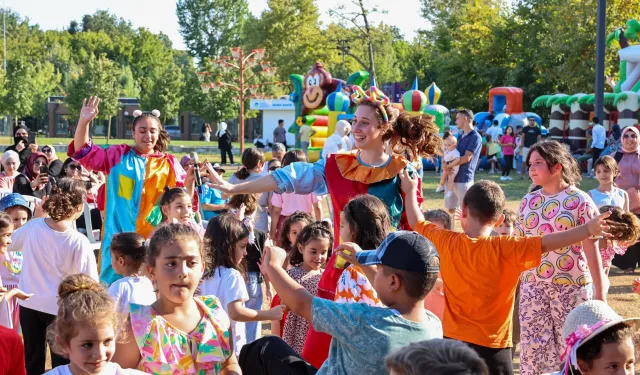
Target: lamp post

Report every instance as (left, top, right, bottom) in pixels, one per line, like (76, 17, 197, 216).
(197, 47, 286, 153)
(594, 0, 606, 122)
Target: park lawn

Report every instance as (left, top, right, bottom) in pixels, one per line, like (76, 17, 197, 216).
(8, 136, 241, 149)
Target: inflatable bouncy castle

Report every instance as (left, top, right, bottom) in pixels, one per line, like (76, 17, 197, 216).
(474, 87, 542, 131)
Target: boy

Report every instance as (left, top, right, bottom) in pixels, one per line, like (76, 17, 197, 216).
(385, 339, 488, 375)
(239, 231, 443, 375)
(399, 171, 611, 375)
(494, 209, 516, 236)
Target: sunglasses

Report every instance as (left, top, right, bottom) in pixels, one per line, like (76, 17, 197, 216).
(42, 148, 52, 153)
(68, 164, 82, 171)
(33, 160, 46, 166)
(268, 166, 280, 171)
(623, 133, 638, 139)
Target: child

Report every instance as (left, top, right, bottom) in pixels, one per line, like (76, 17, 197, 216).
(10, 178, 98, 375)
(227, 147, 270, 232)
(588, 155, 629, 210)
(107, 233, 156, 313)
(421, 209, 452, 321)
(200, 214, 284, 356)
(44, 274, 146, 375)
(495, 209, 516, 236)
(596, 205, 640, 279)
(385, 339, 489, 375)
(270, 150, 322, 242)
(240, 230, 443, 374)
(500, 126, 516, 181)
(436, 135, 460, 197)
(516, 140, 607, 375)
(400, 171, 612, 375)
(485, 134, 501, 174)
(157, 187, 205, 237)
(279, 221, 332, 355)
(545, 300, 639, 375)
(493, 208, 518, 358)
(0, 193, 33, 230)
(113, 223, 241, 373)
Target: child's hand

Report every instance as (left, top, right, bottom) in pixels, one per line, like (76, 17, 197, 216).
(266, 304, 286, 320)
(335, 242, 363, 266)
(0, 287, 33, 302)
(234, 204, 246, 221)
(399, 169, 419, 195)
(586, 211, 612, 237)
(260, 245, 287, 269)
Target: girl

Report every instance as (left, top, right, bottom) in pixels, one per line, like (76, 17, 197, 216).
(499, 126, 516, 180)
(485, 134, 501, 174)
(216, 122, 234, 165)
(41, 145, 64, 178)
(0, 150, 20, 191)
(595, 205, 640, 280)
(107, 233, 156, 313)
(70, 98, 195, 285)
(588, 156, 629, 211)
(0, 212, 26, 330)
(45, 274, 146, 375)
(200, 214, 283, 356)
(227, 147, 270, 233)
(516, 140, 606, 375)
(278, 221, 332, 355)
(13, 152, 55, 199)
(270, 150, 322, 242)
(155, 187, 205, 237)
(10, 178, 98, 374)
(547, 300, 639, 375)
(113, 223, 241, 374)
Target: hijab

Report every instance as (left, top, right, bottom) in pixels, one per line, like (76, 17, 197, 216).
(611, 124, 622, 141)
(621, 126, 640, 154)
(216, 122, 227, 137)
(43, 144, 58, 161)
(24, 152, 47, 180)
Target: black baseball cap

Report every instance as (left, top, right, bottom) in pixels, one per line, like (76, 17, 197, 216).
(356, 231, 439, 274)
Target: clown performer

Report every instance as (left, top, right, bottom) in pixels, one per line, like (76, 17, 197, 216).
(68, 97, 195, 285)
(208, 84, 442, 368)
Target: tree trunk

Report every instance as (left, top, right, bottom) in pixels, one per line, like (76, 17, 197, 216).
(107, 116, 112, 144)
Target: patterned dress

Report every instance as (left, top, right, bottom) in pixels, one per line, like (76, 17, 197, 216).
(282, 267, 322, 354)
(0, 251, 22, 330)
(130, 296, 232, 375)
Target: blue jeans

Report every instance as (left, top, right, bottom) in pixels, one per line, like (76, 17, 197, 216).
(245, 272, 263, 343)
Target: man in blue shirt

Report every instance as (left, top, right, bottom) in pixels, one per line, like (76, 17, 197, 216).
(443, 109, 482, 219)
(200, 163, 228, 221)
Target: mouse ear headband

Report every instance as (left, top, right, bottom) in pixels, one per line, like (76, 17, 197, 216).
(350, 85, 391, 124)
(132, 109, 161, 118)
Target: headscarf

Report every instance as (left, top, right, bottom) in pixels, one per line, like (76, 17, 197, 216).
(621, 126, 640, 154)
(43, 144, 58, 161)
(611, 124, 622, 141)
(13, 126, 29, 146)
(24, 152, 47, 180)
(1, 150, 19, 165)
(216, 122, 227, 137)
(180, 155, 191, 169)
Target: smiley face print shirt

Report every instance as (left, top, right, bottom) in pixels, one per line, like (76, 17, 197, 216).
(516, 186, 599, 286)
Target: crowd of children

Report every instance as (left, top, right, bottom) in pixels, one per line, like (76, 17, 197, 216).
(1, 92, 640, 375)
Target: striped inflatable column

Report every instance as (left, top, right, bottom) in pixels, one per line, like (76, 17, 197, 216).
(617, 91, 639, 130)
(602, 106, 612, 132)
(549, 103, 569, 142)
(569, 94, 590, 150)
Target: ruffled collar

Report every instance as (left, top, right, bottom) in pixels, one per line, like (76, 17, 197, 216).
(334, 150, 408, 184)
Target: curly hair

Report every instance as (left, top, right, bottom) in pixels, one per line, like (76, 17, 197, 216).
(47, 274, 122, 357)
(133, 112, 170, 153)
(342, 195, 390, 250)
(203, 213, 250, 278)
(359, 101, 443, 160)
(599, 205, 640, 246)
(279, 211, 315, 252)
(234, 147, 265, 180)
(290, 220, 334, 267)
(526, 140, 582, 186)
(43, 178, 87, 221)
(110, 232, 147, 271)
(147, 223, 206, 268)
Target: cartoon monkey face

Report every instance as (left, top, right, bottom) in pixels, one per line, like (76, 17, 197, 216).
(303, 62, 332, 110)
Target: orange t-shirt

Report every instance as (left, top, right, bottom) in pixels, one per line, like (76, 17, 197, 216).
(415, 220, 542, 348)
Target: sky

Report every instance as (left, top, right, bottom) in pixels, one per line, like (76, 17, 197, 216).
(5, 0, 428, 51)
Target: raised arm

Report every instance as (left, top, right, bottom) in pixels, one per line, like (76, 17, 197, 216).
(540, 211, 611, 253)
(74, 97, 100, 153)
(400, 170, 426, 228)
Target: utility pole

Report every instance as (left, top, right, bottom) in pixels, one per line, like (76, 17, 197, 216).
(594, 0, 606, 122)
(336, 39, 351, 66)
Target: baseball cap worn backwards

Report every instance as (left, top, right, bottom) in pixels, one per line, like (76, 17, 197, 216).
(356, 231, 439, 274)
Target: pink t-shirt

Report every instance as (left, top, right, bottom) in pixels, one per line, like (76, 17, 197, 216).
(499, 135, 516, 156)
(271, 192, 321, 217)
(0, 174, 17, 191)
(516, 186, 598, 286)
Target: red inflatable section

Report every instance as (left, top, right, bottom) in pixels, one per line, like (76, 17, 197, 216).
(488, 87, 524, 114)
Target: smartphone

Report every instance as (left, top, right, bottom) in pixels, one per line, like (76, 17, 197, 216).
(40, 165, 49, 175)
(28, 131, 36, 145)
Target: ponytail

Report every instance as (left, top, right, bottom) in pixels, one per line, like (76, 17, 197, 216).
(233, 147, 265, 180)
(387, 112, 442, 160)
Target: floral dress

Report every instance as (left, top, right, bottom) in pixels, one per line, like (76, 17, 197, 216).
(282, 267, 322, 354)
(130, 296, 232, 374)
(0, 251, 22, 330)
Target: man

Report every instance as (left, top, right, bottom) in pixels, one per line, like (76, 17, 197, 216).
(519, 117, 542, 178)
(591, 116, 606, 168)
(263, 143, 286, 175)
(485, 120, 503, 141)
(273, 119, 287, 149)
(298, 120, 317, 156)
(443, 109, 482, 219)
(200, 163, 229, 222)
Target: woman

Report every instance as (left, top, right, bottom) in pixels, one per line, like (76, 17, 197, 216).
(68, 97, 195, 285)
(40, 145, 64, 178)
(5, 126, 35, 172)
(13, 152, 55, 199)
(61, 158, 104, 234)
(0, 150, 20, 191)
(611, 126, 640, 273)
(208, 84, 441, 368)
(202, 123, 212, 142)
(216, 122, 234, 165)
(605, 123, 622, 156)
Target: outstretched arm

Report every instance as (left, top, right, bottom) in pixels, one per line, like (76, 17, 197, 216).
(400, 170, 425, 228)
(540, 211, 611, 254)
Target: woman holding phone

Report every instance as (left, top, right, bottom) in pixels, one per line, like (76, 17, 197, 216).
(5, 126, 37, 173)
(12, 152, 55, 198)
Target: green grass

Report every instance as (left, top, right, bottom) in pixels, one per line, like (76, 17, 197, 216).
(6, 136, 241, 149)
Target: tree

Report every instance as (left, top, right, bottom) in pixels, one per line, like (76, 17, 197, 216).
(140, 61, 185, 122)
(0, 59, 34, 130)
(176, 0, 249, 62)
(81, 10, 135, 39)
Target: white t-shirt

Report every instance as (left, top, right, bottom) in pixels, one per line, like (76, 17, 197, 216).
(107, 276, 156, 313)
(10, 218, 98, 315)
(200, 266, 249, 356)
(485, 125, 503, 141)
(322, 133, 351, 159)
(44, 362, 146, 375)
